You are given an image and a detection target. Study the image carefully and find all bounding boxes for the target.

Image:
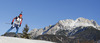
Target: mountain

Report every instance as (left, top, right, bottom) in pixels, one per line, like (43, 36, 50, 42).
(73, 26, 100, 41)
(34, 34, 77, 43)
(0, 36, 54, 43)
(29, 17, 100, 38)
(34, 26, 100, 43)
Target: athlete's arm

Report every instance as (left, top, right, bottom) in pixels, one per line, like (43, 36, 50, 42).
(12, 17, 17, 22)
(19, 18, 23, 27)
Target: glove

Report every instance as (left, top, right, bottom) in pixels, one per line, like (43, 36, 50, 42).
(11, 22, 13, 25)
(19, 24, 21, 27)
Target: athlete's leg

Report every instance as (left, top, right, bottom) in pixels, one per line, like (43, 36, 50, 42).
(15, 25, 19, 34)
(6, 26, 15, 33)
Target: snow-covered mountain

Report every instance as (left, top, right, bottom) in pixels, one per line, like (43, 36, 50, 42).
(0, 36, 54, 43)
(29, 17, 100, 38)
(58, 17, 99, 29)
(35, 26, 100, 43)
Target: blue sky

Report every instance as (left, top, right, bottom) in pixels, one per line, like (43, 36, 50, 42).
(0, 0, 100, 35)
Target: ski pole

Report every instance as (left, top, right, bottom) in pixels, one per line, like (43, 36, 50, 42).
(5, 23, 11, 24)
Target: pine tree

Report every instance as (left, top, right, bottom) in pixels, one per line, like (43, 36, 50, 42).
(22, 24, 29, 39)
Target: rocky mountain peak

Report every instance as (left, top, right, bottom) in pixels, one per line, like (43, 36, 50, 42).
(29, 17, 100, 38)
(57, 17, 99, 28)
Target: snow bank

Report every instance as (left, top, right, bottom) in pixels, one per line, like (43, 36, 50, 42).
(0, 36, 54, 43)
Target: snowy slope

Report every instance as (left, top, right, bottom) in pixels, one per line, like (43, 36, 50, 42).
(0, 36, 54, 43)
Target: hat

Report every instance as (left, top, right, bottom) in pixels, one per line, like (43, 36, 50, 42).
(19, 14, 22, 17)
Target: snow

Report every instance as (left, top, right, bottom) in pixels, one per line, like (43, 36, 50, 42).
(58, 17, 99, 29)
(0, 36, 54, 43)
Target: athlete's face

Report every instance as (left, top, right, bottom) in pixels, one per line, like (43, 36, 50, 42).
(19, 15, 22, 18)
